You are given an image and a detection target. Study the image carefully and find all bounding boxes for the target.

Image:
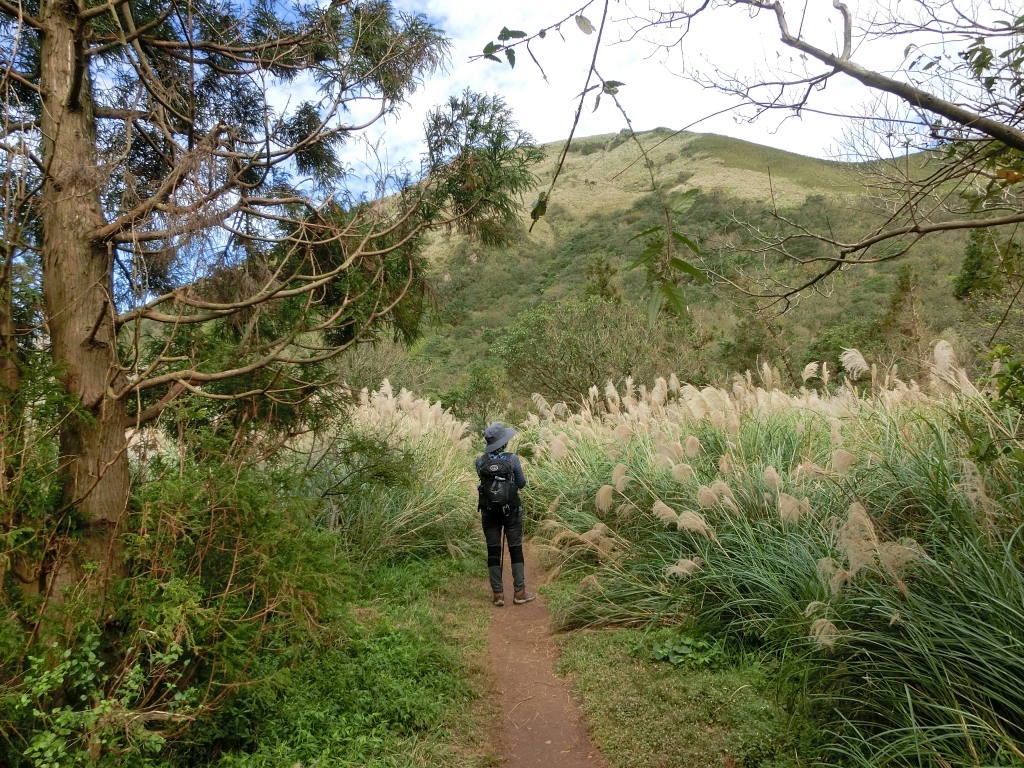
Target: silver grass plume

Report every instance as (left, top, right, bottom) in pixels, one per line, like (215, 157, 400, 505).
(810, 618, 839, 648)
(613, 424, 634, 442)
(839, 502, 878, 575)
(833, 448, 858, 475)
(672, 464, 695, 482)
(612, 463, 629, 484)
(763, 466, 782, 488)
(710, 411, 726, 431)
(933, 340, 957, 380)
(726, 413, 741, 434)
(684, 436, 702, 457)
(652, 500, 679, 525)
(801, 362, 820, 382)
(778, 492, 811, 523)
(669, 373, 681, 395)
(532, 392, 552, 416)
(710, 480, 735, 503)
(596, 485, 614, 512)
(697, 485, 718, 508)
(666, 557, 704, 578)
(802, 601, 826, 617)
(839, 348, 869, 380)
(605, 380, 620, 406)
(676, 510, 713, 538)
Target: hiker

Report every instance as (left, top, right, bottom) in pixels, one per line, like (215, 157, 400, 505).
(477, 422, 536, 607)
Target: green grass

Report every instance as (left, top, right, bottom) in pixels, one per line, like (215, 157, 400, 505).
(163, 556, 499, 768)
(556, 628, 816, 768)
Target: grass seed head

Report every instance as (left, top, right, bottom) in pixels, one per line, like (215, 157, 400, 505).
(652, 500, 679, 524)
(596, 485, 614, 512)
(666, 557, 704, 578)
(802, 362, 820, 382)
(810, 618, 839, 648)
(778, 492, 810, 523)
(697, 485, 718, 508)
(933, 339, 958, 379)
(710, 480, 736, 502)
(612, 463, 628, 484)
(676, 510, 712, 537)
(613, 424, 634, 442)
(803, 601, 826, 617)
(672, 463, 695, 482)
(833, 448, 858, 475)
(763, 466, 782, 488)
(685, 436, 702, 457)
(615, 475, 632, 493)
(840, 348, 869, 380)
(839, 502, 878, 574)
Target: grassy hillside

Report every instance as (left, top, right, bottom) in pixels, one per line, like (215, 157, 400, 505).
(342, 128, 997, 423)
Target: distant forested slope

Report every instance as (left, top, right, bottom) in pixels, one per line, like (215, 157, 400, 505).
(342, 128, 1014, 426)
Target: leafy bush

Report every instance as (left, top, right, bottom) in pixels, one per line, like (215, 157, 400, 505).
(1, 382, 480, 766)
(493, 297, 673, 402)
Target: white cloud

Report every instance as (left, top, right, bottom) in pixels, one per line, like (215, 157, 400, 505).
(339, 0, 911, 185)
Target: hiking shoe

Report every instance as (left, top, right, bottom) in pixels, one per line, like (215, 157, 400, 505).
(513, 589, 536, 605)
(492, 592, 505, 607)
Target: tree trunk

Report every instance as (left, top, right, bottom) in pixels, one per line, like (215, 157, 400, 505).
(35, 0, 129, 604)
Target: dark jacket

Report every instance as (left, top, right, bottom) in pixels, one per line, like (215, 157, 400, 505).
(475, 451, 527, 489)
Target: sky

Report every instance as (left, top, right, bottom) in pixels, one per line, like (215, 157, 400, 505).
(340, 0, 907, 181)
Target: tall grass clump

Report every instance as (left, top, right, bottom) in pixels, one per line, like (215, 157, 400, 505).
(518, 360, 1024, 766)
(304, 380, 479, 564)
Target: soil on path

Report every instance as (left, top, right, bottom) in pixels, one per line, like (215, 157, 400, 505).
(486, 544, 607, 768)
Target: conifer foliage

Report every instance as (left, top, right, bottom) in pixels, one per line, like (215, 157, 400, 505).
(0, 0, 539, 607)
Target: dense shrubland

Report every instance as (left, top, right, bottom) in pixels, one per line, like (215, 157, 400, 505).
(0, 382, 479, 766)
(518, 349, 1024, 767)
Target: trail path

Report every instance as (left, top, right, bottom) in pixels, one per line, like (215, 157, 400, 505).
(486, 544, 607, 768)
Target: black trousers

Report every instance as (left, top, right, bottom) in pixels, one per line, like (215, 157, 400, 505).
(481, 507, 525, 593)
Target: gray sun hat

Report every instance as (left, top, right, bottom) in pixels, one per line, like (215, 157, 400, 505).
(483, 422, 517, 453)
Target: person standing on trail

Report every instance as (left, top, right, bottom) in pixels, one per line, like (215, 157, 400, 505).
(477, 422, 536, 607)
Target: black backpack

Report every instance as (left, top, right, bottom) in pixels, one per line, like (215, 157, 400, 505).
(478, 453, 520, 512)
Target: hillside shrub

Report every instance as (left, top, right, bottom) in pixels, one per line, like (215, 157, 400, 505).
(493, 297, 673, 402)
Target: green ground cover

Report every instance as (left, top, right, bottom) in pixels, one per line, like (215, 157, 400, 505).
(556, 628, 814, 768)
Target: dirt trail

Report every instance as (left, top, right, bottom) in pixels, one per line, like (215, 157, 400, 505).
(486, 544, 607, 768)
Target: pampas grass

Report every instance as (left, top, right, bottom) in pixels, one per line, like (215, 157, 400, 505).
(697, 485, 718, 508)
(672, 463, 694, 482)
(676, 510, 713, 538)
(810, 618, 839, 648)
(652, 500, 679, 525)
(666, 557, 704, 578)
(840, 348, 870, 379)
(833, 448, 858, 475)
